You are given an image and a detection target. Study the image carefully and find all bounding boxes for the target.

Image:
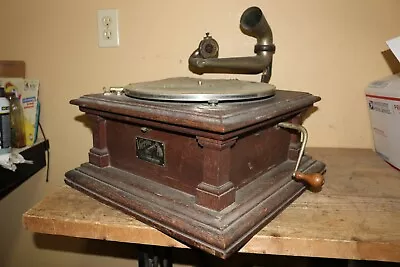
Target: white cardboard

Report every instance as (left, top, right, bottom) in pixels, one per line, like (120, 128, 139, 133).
(387, 36, 400, 62)
(365, 73, 400, 170)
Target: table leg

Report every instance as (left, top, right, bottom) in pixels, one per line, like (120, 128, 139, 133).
(138, 245, 172, 267)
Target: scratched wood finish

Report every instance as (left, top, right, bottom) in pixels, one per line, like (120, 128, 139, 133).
(64, 89, 326, 257)
(103, 117, 292, 195)
(64, 156, 324, 258)
(106, 119, 203, 195)
(70, 90, 319, 135)
(69, 90, 319, 209)
(24, 148, 400, 262)
(230, 126, 290, 188)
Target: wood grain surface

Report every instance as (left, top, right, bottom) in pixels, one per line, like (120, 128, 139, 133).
(23, 148, 400, 262)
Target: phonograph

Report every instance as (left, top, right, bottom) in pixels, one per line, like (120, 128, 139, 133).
(65, 6, 326, 258)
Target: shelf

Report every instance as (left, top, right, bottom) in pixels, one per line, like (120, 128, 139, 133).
(23, 148, 400, 262)
(0, 139, 49, 199)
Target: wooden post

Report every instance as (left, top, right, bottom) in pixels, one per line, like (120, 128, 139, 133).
(195, 137, 237, 211)
(88, 115, 110, 167)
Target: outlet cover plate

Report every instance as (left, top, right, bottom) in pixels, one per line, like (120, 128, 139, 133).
(97, 9, 119, 48)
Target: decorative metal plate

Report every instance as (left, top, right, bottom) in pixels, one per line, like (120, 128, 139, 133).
(124, 77, 276, 102)
(136, 137, 165, 166)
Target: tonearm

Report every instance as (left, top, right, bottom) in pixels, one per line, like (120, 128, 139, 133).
(188, 6, 276, 83)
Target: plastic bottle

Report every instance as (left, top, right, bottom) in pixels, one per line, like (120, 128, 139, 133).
(0, 87, 11, 154)
(8, 91, 26, 148)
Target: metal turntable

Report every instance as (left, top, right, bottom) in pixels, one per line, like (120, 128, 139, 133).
(65, 6, 326, 259)
(123, 77, 275, 103)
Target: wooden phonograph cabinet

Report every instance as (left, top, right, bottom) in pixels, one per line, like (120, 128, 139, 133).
(65, 6, 326, 259)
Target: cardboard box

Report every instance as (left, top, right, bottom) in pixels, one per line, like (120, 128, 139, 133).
(387, 36, 400, 62)
(365, 73, 400, 170)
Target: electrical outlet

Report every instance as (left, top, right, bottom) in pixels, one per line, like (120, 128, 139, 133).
(97, 9, 119, 48)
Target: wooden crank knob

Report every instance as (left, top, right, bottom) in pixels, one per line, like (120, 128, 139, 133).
(294, 172, 325, 192)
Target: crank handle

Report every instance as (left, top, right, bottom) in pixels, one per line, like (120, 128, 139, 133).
(294, 172, 324, 192)
(277, 122, 325, 191)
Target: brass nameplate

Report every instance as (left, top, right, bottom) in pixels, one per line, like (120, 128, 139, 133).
(136, 137, 165, 166)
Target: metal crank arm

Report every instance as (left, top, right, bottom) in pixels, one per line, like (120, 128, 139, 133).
(278, 122, 324, 192)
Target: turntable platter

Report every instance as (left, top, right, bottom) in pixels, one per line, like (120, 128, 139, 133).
(124, 77, 276, 102)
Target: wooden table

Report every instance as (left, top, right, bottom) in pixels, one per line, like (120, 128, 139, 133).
(23, 148, 400, 263)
